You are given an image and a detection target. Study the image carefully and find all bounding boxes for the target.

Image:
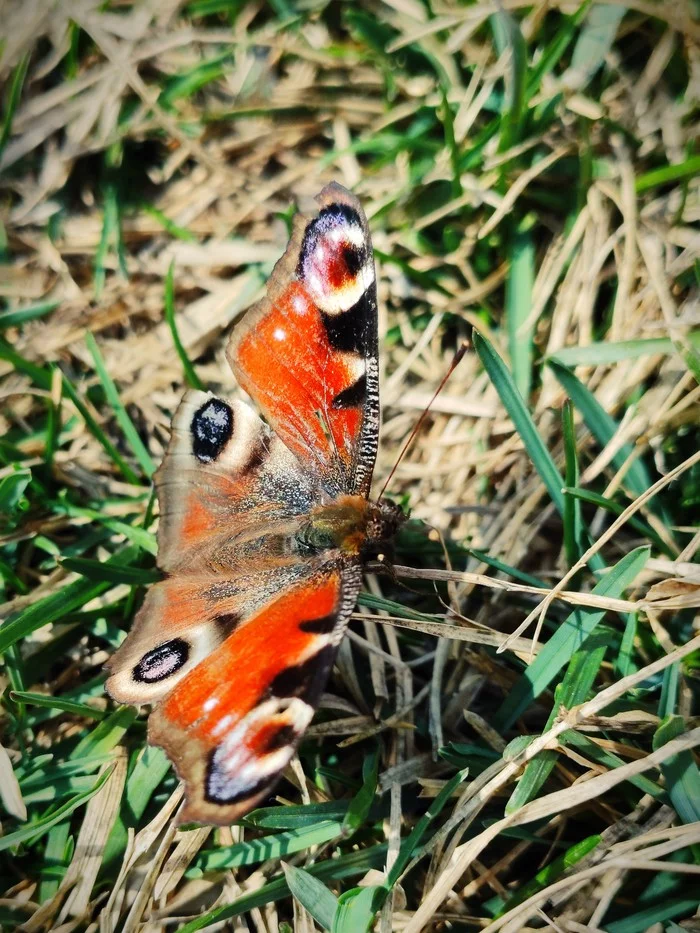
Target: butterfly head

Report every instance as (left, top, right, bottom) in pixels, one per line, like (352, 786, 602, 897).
(362, 496, 405, 562)
(368, 496, 404, 540)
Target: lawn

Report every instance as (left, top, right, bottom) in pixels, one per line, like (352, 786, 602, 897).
(1, 2, 699, 931)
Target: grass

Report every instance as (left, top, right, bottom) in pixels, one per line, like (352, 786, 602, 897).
(1, 2, 699, 931)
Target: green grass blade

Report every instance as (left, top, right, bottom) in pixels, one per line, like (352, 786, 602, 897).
(547, 331, 700, 366)
(506, 627, 611, 811)
(0, 546, 140, 655)
(548, 359, 653, 500)
(606, 896, 700, 933)
(333, 885, 385, 933)
(496, 834, 601, 917)
(526, 0, 590, 92)
(561, 400, 583, 566)
(58, 505, 157, 556)
(467, 549, 547, 587)
(283, 862, 339, 932)
(246, 801, 350, 829)
(60, 556, 159, 585)
(615, 612, 638, 678)
(0, 766, 112, 853)
(653, 716, 700, 824)
(636, 155, 700, 194)
(386, 768, 469, 887)
(506, 219, 535, 399)
(659, 663, 679, 719)
(38, 822, 71, 902)
(0, 300, 60, 330)
(0, 469, 31, 526)
(178, 844, 388, 933)
(59, 371, 141, 485)
(565, 2, 625, 89)
(490, 8, 527, 152)
(10, 691, 106, 721)
(164, 261, 204, 390)
(70, 706, 138, 760)
(0, 51, 30, 164)
(141, 205, 197, 241)
(563, 486, 672, 556)
(85, 332, 155, 478)
(197, 822, 344, 872)
(102, 745, 171, 868)
(494, 545, 650, 730)
(565, 731, 663, 798)
(0, 337, 52, 389)
(343, 745, 379, 833)
(474, 331, 564, 515)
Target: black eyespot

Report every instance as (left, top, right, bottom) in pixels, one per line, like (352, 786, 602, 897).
(191, 399, 234, 463)
(297, 204, 364, 278)
(342, 243, 364, 276)
(261, 724, 297, 754)
(133, 638, 190, 683)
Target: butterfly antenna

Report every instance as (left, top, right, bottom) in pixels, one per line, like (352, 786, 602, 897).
(379, 340, 469, 499)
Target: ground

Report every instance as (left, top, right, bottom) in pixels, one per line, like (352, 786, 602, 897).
(1, 1, 699, 931)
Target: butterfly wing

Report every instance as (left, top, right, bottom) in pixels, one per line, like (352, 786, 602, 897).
(148, 562, 361, 825)
(154, 389, 317, 574)
(227, 182, 379, 498)
(106, 388, 320, 706)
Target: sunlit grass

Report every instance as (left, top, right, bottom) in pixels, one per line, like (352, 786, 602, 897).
(1, 2, 699, 931)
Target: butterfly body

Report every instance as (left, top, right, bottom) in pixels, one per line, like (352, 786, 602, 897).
(107, 183, 402, 825)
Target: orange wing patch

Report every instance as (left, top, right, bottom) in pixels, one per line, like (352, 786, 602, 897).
(232, 280, 363, 479)
(105, 565, 311, 707)
(228, 183, 379, 496)
(147, 567, 360, 825)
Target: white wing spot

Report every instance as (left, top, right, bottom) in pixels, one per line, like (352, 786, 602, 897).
(211, 713, 234, 737)
(273, 327, 286, 341)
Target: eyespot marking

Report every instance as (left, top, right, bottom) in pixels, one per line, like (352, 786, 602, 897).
(133, 638, 190, 683)
(205, 757, 271, 806)
(297, 203, 373, 314)
(342, 243, 364, 277)
(261, 723, 297, 754)
(191, 399, 234, 463)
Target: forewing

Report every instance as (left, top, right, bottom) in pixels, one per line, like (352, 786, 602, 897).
(227, 183, 379, 497)
(148, 562, 362, 825)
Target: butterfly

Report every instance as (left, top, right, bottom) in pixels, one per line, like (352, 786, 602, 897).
(106, 183, 404, 825)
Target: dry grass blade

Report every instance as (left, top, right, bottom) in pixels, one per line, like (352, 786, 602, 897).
(1, 1, 698, 931)
(403, 637, 700, 932)
(501, 449, 700, 652)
